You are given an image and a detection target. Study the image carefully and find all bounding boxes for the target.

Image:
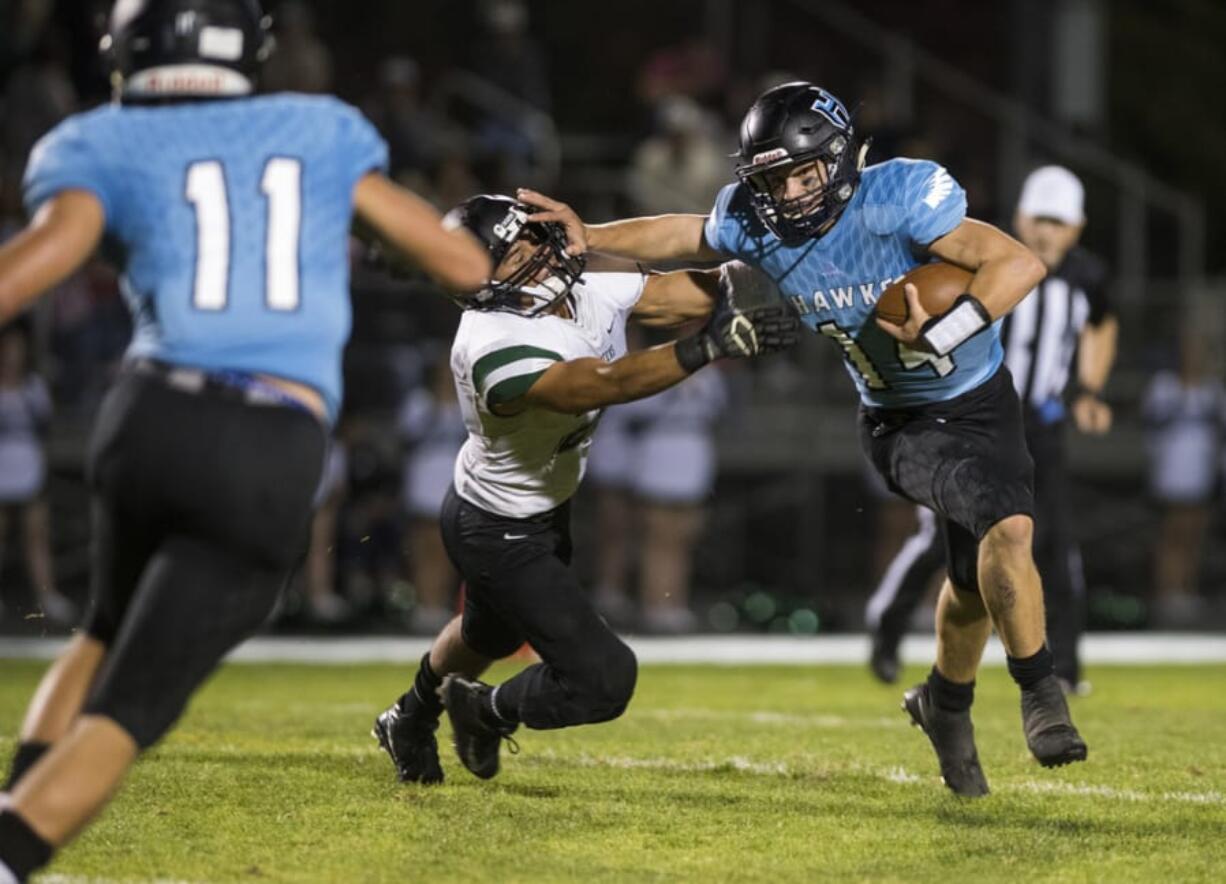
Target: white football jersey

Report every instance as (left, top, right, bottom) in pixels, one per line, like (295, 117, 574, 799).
(451, 271, 646, 518)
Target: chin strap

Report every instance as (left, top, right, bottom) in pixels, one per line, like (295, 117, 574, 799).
(919, 293, 992, 357)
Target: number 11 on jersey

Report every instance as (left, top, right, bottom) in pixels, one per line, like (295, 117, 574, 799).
(186, 157, 302, 312)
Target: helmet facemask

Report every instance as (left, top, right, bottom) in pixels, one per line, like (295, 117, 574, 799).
(465, 205, 586, 316)
(735, 131, 869, 245)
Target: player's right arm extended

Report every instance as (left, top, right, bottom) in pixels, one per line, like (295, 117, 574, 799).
(353, 173, 492, 292)
(519, 345, 693, 414)
(512, 303, 799, 415)
(516, 188, 723, 263)
(0, 190, 104, 322)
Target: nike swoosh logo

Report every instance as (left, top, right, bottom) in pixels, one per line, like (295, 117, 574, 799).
(605, 321, 616, 334)
(504, 532, 529, 540)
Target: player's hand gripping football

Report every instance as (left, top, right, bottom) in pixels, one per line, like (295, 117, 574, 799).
(874, 282, 932, 347)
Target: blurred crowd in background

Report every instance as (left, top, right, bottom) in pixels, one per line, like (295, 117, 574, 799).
(1, 0, 1225, 636)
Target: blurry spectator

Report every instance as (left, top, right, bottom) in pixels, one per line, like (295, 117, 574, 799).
(628, 96, 727, 215)
(0, 0, 54, 79)
(468, 0, 550, 112)
(336, 420, 405, 614)
(0, 319, 74, 626)
(429, 152, 484, 213)
(261, 1, 332, 94)
(303, 437, 351, 623)
(591, 366, 727, 633)
(363, 56, 463, 187)
(637, 38, 727, 108)
(2, 28, 76, 184)
(397, 351, 466, 634)
(462, 0, 552, 191)
(588, 399, 637, 627)
(1142, 333, 1226, 628)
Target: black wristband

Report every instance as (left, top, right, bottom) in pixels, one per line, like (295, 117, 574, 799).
(674, 334, 712, 374)
(1070, 382, 1102, 401)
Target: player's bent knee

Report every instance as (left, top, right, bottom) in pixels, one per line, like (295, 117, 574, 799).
(982, 514, 1033, 556)
(584, 639, 639, 723)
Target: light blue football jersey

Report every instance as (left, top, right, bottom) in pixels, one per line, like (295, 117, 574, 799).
(705, 158, 1002, 409)
(24, 94, 389, 422)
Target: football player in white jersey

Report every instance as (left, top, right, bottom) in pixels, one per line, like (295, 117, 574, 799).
(373, 195, 797, 783)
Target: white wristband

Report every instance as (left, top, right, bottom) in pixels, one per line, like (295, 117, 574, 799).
(921, 295, 991, 357)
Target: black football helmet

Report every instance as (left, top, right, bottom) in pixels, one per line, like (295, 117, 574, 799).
(101, 0, 274, 101)
(733, 81, 869, 244)
(442, 194, 586, 316)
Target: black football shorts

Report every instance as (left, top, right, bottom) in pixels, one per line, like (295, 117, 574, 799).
(859, 366, 1035, 594)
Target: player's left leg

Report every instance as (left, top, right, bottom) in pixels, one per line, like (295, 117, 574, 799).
(902, 522, 993, 797)
(4, 486, 162, 796)
(0, 536, 293, 881)
(373, 613, 496, 784)
(435, 498, 637, 779)
(3, 636, 107, 794)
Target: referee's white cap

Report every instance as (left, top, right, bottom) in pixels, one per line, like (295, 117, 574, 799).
(1017, 165, 1085, 225)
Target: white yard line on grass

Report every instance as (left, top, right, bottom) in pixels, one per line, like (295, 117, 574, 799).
(636, 708, 901, 729)
(529, 750, 1225, 805)
(41, 877, 205, 884)
(4, 633, 1225, 664)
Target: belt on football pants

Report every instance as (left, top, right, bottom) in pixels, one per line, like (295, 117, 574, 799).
(127, 358, 319, 420)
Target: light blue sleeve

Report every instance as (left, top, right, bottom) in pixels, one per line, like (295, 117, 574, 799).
(702, 182, 745, 256)
(333, 102, 389, 180)
(903, 160, 966, 246)
(23, 117, 117, 222)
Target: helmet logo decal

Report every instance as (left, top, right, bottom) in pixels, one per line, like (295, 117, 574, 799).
(493, 207, 528, 243)
(752, 147, 789, 165)
(175, 12, 199, 35)
(199, 26, 245, 62)
(810, 89, 851, 129)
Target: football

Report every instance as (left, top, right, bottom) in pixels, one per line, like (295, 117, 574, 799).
(875, 261, 975, 325)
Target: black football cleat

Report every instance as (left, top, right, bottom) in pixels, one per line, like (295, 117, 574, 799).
(1021, 675, 1088, 768)
(869, 631, 902, 684)
(439, 675, 518, 780)
(372, 701, 444, 784)
(902, 683, 990, 798)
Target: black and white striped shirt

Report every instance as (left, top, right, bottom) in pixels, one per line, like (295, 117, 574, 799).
(1001, 246, 1112, 415)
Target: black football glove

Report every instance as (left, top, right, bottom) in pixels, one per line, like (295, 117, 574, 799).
(675, 303, 800, 373)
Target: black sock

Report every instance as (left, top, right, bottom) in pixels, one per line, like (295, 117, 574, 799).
(4, 742, 50, 793)
(488, 685, 518, 726)
(0, 810, 54, 882)
(397, 652, 443, 719)
(1007, 645, 1054, 690)
(927, 666, 975, 713)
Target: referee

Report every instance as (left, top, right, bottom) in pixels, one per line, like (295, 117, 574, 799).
(866, 166, 1118, 694)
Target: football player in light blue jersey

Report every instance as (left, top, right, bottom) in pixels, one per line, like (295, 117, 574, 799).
(521, 81, 1087, 797)
(0, 2, 490, 879)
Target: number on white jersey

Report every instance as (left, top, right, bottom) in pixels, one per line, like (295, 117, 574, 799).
(186, 158, 303, 311)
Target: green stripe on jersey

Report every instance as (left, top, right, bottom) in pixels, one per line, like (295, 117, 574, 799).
(473, 345, 562, 391)
(486, 369, 549, 408)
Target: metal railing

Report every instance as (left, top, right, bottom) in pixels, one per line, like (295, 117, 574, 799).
(428, 69, 561, 188)
(781, 0, 1206, 303)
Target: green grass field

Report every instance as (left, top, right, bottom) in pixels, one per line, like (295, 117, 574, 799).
(2, 660, 1224, 882)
